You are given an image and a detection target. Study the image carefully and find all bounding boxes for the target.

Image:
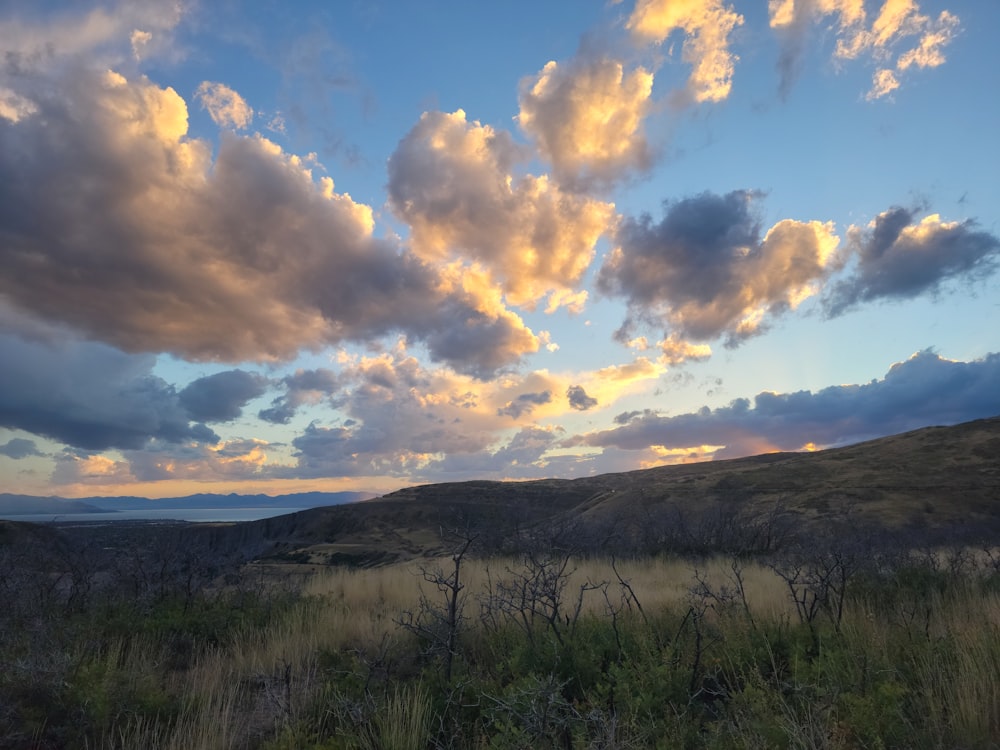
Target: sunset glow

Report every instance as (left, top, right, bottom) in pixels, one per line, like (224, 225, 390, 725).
(0, 1, 997, 499)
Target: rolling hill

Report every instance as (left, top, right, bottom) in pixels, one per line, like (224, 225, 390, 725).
(204, 415, 1000, 566)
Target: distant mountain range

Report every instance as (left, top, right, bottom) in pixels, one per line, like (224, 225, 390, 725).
(0, 491, 373, 516)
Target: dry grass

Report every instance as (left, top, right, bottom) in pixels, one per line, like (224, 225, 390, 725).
(78, 553, 1000, 749)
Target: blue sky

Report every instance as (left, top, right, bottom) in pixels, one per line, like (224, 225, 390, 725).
(1, 0, 998, 498)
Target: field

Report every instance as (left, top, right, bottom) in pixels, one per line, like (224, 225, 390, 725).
(2, 540, 1000, 749)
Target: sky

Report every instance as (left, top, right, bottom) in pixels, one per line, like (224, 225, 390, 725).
(1, 0, 998, 500)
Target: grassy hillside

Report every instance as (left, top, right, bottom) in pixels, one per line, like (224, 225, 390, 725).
(224, 416, 1000, 568)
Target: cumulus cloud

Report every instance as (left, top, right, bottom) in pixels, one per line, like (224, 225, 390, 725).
(259, 368, 343, 424)
(573, 350, 1000, 460)
(0, 335, 217, 451)
(517, 55, 654, 189)
(0, 438, 43, 459)
(387, 109, 616, 311)
(768, 0, 960, 99)
(52, 438, 272, 486)
(825, 208, 1000, 316)
(498, 391, 553, 419)
(599, 190, 839, 349)
(567, 385, 598, 411)
(627, 0, 744, 104)
(276, 345, 664, 480)
(283, 346, 508, 479)
(195, 81, 254, 129)
(178, 370, 270, 423)
(126, 439, 271, 483)
(0, 68, 538, 376)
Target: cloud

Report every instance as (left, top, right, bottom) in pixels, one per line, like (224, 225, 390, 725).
(387, 109, 616, 312)
(768, 0, 865, 97)
(0, 1, 184, 67)
(599, 190, 839, 348)
(195, 81, 254, 129)
(627, 0, 744, 104)
(259, 368, 343, 424)
(573, 350, 1000, 460)
(130, 29, 153, 60)
(52, 451, 136, 486)
(0, 438, 43, 459)
(498, 391, 553, 419)
(0, 67, 538, 376)
(283, 346, 509, 479)
(567, 385, 599, 411)
(427, 426, 563, 479)
(768, 0, 960, 99)
(0, 335, 217, 451)
(0, 88, 37, 123)
(52, 438, 272, 486)
(178, 370, 270, 423)
(278, 344, 664, 480)
(517, 55, 654, 189)
(825, 208, 1000, 316)
(656, 333, 713, 365)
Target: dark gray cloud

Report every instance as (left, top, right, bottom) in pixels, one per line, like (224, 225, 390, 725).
(0, 437, 43, 459)
(599, 190, 838, 345)
(498, 391, 552, 419)
(825, 207, 1000, 316)
(613, 408, 656, 425)
(259, 368, 343, 424)
(419, 297, 538, 379)
(0, 67, 536, 377)
(0, 335, 217, 451)
(567, 385, 598, 411)
(179, 370, 270, 423)
(572, 350, 1000, 457)
(287, 423, 408, 478)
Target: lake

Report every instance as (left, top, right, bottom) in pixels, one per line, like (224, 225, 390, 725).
(0, 507, 310, 524)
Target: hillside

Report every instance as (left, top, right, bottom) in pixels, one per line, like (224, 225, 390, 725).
(206, 415, 1000, 566)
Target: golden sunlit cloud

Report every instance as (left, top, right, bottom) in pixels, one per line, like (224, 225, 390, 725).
(388, 109, 616, 312)
(657, 334, 712, 365)
(640, 443, 727, 467)
(0, 68, 544, 376)
(770, 0, 960, 100)
(196, 81, 254, 130)
(627, 0, 744, 104)
(518, 56, 653, 187)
